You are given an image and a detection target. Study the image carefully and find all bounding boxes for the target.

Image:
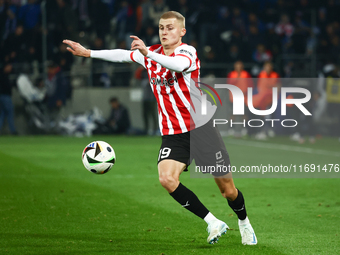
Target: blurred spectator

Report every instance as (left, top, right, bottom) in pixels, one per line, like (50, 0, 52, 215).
(229, 30, 245, 50)
(142, 25, 158, 46)
(26, 35, 40, 64)
(252, 44, 272, 63)
(329, 36, 340, 63)
(91, 37, 111, 87)
(283, 61, 295, 78)
(55, 0, 78, 40)
(148, 0, 169, 27)
(247, 25, 265, 54)
(54, 42, 74, 73)
(251, 62, 280, 139)
(45, 61, 71, 119)
(101, 0, 116, 16)
(17, 0, 41, 59)
(71, 0, 90, 32)
(297, 91, 319, 144)
(265, 23, 281, 57)
(1, 2, 18, 41)
(45, 0, 78, 55)
(227, 60, 254, 137)
(325, 23, 336, 40)
(326, 0, 340, 23)
(226, 45, 245, 63)
(107, 97, 130, 134)
(295, 0, 311, 20)
(227, 61, 254, 101)
(231, 7, 247, 36)
(136, 0, 152, 33)
(116, 1, 137, 42)
(318, 23, 337, 56)
(0, 0, 6, 29)
(16, 63, 50, 132)
(45, 0, 60, 52)
(0, 63, 18, 135)
(135, 66, 157, 135)
(275, 14, 294, 38)
(18, 0, 40, 31)
(317, 7, 328, 31)
(257, 62, 280, 91)
(291, 13, 310, 54)
(247, 13, 265, 34)
(94, 97, 131, 134)
(217, 6, 232, 35)
(324, 64, 340, 138)
(253, 61, 280, 111)
(294, 12, 310, 36)
(199, 10, 219, 52)
(2, 24, 26, 64)
(17, 63, 46, 104)
(3, 21, 40, 65)
(201, 46, 222, 77)
(88, 0, 110, 41)
(262, 0, 280, 23)
(220, 29, 246, 61)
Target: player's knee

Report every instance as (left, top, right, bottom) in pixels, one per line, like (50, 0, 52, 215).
(221, 187, 238, 200)
(159, 174, 177, 188)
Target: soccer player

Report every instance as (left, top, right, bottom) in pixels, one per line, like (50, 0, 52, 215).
(63, 11, 257, 245)
(254, 61, 280, 110)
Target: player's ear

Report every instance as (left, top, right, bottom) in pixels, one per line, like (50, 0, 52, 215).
(181, 27, 186, 37)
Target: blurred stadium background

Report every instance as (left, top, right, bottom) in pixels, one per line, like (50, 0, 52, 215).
(1, 0, 340, 139)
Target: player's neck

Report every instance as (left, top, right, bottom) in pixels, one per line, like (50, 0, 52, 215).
(163, 40, 182, 56)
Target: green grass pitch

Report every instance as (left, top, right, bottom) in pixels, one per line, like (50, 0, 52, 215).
(0, 135, 339, 255)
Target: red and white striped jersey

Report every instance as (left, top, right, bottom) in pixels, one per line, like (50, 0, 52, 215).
(130, 43, 205, 136)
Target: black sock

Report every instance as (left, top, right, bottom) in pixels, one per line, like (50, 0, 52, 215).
(170, 183, 209, 219)
(227, 189, 247, 220)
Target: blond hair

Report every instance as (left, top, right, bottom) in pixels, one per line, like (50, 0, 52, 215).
(160, 11, 185, 28)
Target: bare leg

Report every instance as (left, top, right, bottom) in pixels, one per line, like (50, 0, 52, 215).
(214, 174, 238, 201)
(158, 159, 186, 193)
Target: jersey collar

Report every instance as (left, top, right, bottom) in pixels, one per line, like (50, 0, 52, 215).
(160, 43, 187, 56)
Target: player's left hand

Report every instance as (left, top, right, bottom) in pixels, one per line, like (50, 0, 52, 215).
(130, 35, 148, 56)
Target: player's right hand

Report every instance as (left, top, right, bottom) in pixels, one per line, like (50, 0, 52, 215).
(130, 35, 148, 56)
(63, 39, 91, 58)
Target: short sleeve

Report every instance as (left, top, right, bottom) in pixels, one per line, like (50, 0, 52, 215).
(174, 45, 198, 73)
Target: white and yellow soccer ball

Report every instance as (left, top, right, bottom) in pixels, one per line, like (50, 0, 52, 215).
(82, 141, 116, 174)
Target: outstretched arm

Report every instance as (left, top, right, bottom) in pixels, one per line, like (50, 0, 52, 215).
(63, 39, 134, 63)
(63, 38, 191, 71)
(130, 35, 191, 73)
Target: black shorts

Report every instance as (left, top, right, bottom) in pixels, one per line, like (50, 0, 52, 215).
(157, 121, 231, 176)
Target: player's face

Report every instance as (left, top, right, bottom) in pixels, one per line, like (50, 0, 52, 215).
(159, 18, 185, 48)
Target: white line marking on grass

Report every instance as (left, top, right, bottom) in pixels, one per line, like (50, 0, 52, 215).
(226, 139, 340, 157)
